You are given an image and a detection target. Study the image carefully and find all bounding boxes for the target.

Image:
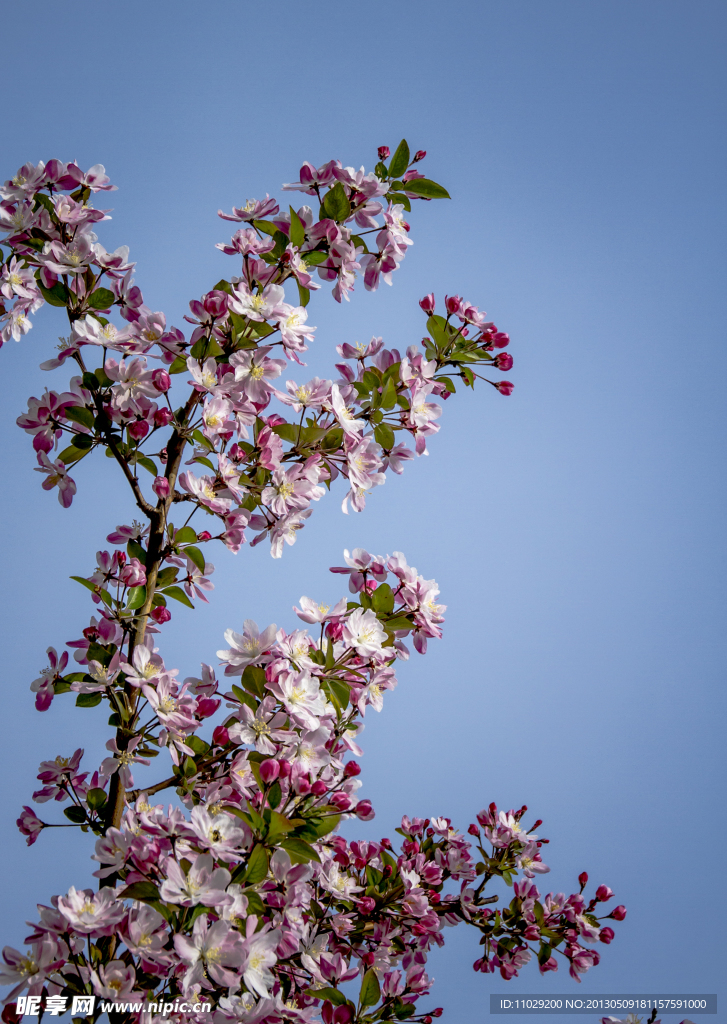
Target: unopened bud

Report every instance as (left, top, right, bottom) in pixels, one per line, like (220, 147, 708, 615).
(494, 352, 513, 371)
(468, 823, 480, 836)
(578, 872, 589, 890)
(355, 799, 375, 821)
(596, 884, 614, 902)
(196, 697, 221, 718)
(599, 926, 615, 944)
(152, 368, 171, 392)
(311, 780, 328, 796)
(419, 292, 436, 315)
(413, 150, 427, 162)
(152, 476, 170, 499)
(378, 146, 390, 160)
(358, 896, 376, 914)
(150, 605, 171, 624)
(128, 419, 149, 440)
(610, 904, 627, 921)
(154, 408, 174, 427)
(212, 725, 229, 747)
(197, 530, 212, 542)
(330, 792, 353, 811)
(344, 760, 361, 777)
(259, 759, 280, 783)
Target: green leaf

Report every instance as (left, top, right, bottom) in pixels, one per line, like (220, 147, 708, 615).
(184, 545, 206, 575)
(388, 139, 410, 179)
(384, 615, 412, 631)
(119, 881, 161, 902)
(64, 806, 87, 824)
(38, 281, 69, 307)
(245, 844, 270, 884)
(267, 811, 297, 839)
(213, 279, 232, 294)
(126, 585, 146, 610)
(169, 355, 187, 374)
(161, 585, 194, 609)
(289, 206, 305, 248)
(58, 444, 91, 466)
(426, 314, 450, 349)
(321, 181, 351, 223)
(297, 282, 310, 307)
(86, 788, 107, 810)
(359, 968, 381, 1008)
(374, 423, 395, 449)
(397, 177, 450, 200)
(380, 378, 398, 410)
(300, 249, 328, 265)
(65, 406, 95, 430)
(271, 422, 299, 444)
(69, 432, 94, 450)
(155, 567, 179, 589)
(87, 288, 115, 310)
(307, 988, 347, 1007)
(372, 583, 395, 615)
(267, 782, 282, 809)
(82, 372, 100, 391)
(537, 942, 552, 966)
(136, 456, 157, 476)
(241, 665, 266, 698)
(75, 692, 102, 708)
(321, 427, 343, 451)
(173, 526, 197, 545)
(95, 366, 113, 387)
(70, 575, 99, 594)
(435, 375, 457, 394)
(280, 837, 321, 864)
(252, 219, 278, 237)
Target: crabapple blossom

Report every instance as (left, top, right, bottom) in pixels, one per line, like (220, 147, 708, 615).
(0, 142, 624, 1024)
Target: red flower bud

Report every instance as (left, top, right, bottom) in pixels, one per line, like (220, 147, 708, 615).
(196, 697, 221, 718)
(378, 146, 390, 160)
(151, 368, 171, 392)
(344, 760, 361, 777)
(128, 419, 149, 440)
(494, 352, 513, 371)
(495, 380, 514, 396)
(468, 823, 480, 836)
(294, 775, 311, 796)
(596, 884, 614, 902)
(259, 759, 280, 783)
(152, 476, 170, 500)
(419, 292, 436, 315)
(413, 150, 427, 162)
(355, 799, 375, 821)
(610, 904, 627, 921)
(154, 408, 174, 427)
(212, 725, 230, 747)
(150, 605, 171, 625)
(358, 896, 376, 914)
(333, 1006, 352, 1024)
(578, 872, 589, 889)
(330, 792, 353, 811)
(277, 759, 291, 778)
(432, 1011, 443, 1019)
(197, 530, 212, 542)
(311, 780, 328, 796)
(599, 926, 615, 944)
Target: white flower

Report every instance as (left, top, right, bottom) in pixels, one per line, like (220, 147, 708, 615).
(342, 607, 386, 657)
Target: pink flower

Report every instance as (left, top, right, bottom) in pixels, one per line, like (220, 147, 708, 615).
(29, 647, 68, 712)
(99, 735, 150, 789)
(218, 195, 279, 222)
(57, 886, 125, 936)
(33, 453, 76, 507)
(174, 915, 244, 993)
(16, 807, 44, 846)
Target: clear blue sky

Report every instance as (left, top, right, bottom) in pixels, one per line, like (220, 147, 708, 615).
(0, 2, 725, 1021)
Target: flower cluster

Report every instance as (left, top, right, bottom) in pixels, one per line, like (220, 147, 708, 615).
(1, 142, 625, 1024)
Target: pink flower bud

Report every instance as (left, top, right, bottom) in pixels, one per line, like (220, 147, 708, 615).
(151, 369, 171, 392)
(344, 760, 361, 777)
(198, 530, 212, 542)
(311, 780, 328, 796)
(493, 331, 510, 348)
(358, 896, 376, 914)
(151, 606, 171, 624)
(494, 352, 513, 371)
(259, 759, 280, 783)
(468, 823, 480, 836)
(445, 294, 462, 315)
(378, 146, 390, 160)
(154, 408, 174, 427)
(419, 292, 436, 315)
(152, 476, 170, 499)
(294, 775, 311, 796)
(495, 380, 514, 396)
(578, 872, 589, 889)
(196, 697, 221, 718)
(128, 420, 149, 440)
(355, 799, 375, 821)
(212, 725, 229, 747)
(596, 884, 614, 902)
(333, 1006, 353, 1024)
(599, 926, 615, 944)
(432, 1011, 443, 1019)
(330, 792, 353, 811)
(610, 904, 627, 921)
(278, 759, 291, 779)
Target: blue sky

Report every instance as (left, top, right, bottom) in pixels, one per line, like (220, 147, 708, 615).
(0, 1, 725, 1021)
